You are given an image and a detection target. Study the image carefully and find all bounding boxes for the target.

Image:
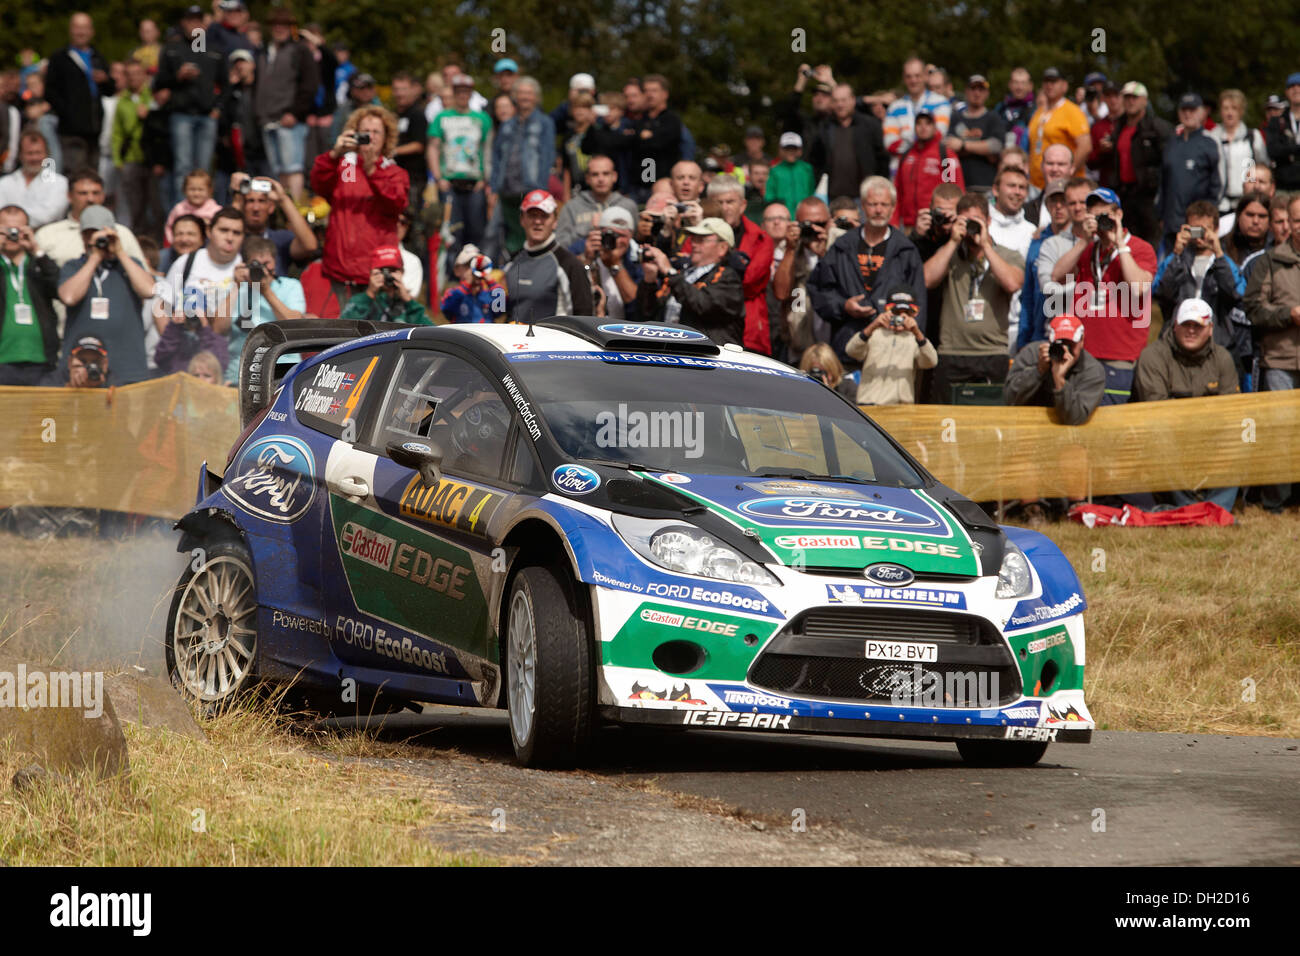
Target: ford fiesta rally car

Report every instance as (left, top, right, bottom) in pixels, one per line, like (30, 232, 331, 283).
(167, 317, 1093, 767)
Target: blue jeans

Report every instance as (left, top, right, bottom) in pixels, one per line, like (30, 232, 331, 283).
(170, 113, 217, 198)
(1262, 368, 1300, 509)
(446, 184, 488, 264)
(1171, 486, 1239, 512)
(263, 121, 308, 176)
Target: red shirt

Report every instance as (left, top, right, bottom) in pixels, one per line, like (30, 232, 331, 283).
(1071, 233, 1157, 362)
(1116, 125, 1137, 185)
(309, 152, 410, 285)
(892, 137, 965, 228)
(683, 217, 774, 354)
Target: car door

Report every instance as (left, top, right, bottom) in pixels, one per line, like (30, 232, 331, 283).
(325, 345, 522, 682)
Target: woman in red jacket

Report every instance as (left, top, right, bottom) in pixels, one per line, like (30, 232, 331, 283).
(310, 105, 410, 310)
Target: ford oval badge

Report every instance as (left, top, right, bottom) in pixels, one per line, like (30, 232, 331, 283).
(863, 563, 915, 587)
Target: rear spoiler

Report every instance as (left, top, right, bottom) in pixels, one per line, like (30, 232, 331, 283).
(237, 319, 410, 427)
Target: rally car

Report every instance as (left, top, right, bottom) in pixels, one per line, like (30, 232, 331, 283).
(166, 317, 1093, 767)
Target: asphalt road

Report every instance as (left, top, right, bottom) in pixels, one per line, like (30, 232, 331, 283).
(363, 708, 1300, 866)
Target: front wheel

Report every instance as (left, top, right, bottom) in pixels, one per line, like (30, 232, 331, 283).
(505, 564, 595, 767)
(955, 739, 1049, 767)
(165, 540, 260, 715)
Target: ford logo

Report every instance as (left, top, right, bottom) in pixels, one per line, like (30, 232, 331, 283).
(551, 464, 601, 495)
(598, 323, 709, 341)
(737, 497, 940, 529)
(401, 441, 432, 455)
(864, 563, 915, 587)
(224, 435, 316, 523)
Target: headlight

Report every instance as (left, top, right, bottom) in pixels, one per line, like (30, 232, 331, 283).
(995, 542, 1033, 599)
(612, 514, 780, 586)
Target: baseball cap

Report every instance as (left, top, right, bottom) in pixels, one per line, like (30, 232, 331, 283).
(1043, 178, 1068, 199)
(1121, 81, 1148, 98)
(1042, 67, 1065, 82)
(1178, 92, 1204, 110)
(370, 246, 402, 271)
(685, 217, 735, 246)
(569, 73, 596, 92)
(349, 73, 376, 89)
(1048, 314, 1085, 343)
(451, 73, 475, 88)
(1174, 298, 1213, 326)
(1083, 71, 1107, 86)
(182, 4, 204, 19)
(915, 110, 935, 122)
(597, 207, 635, 231)
(74, 336, 107, 354)
(1287, 72, 1300, 88)
(967, 74, 989, 88)
(884, 287, 918, 312)
(744, 125, 763, 139)
(494, 58, 519, 74)
(228, 49, 254, 65)
(521, 189, 558, 214)
(218, 0, 247, 11)
(454, 244, 483, 267)
(1266, 94, 1287, 110)
(79, 204, 115, 231)
(1086, 187, 1122, 208)
(779, 131, 803, 149)
(1102, 81, 1119, 94)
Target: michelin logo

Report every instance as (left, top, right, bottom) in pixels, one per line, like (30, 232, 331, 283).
(827, 583, 965, 608)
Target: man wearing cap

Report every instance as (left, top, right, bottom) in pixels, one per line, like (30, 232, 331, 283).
(331, 72, 380, 142)
(502, 189, 592, 323)
(208, 1, 254, 60)
(1134, 297, 1239, 510)
(55, 204, 156, 385)
(1027, 68, 1091, 191)
(1050, 186, 1157, 403)
(844, 286, 937, 405)
(765, 132, 815, 224)
(1159, 94, 1220, 253)
(428, 72, 493, 262)
(707, 175, 775, 353)
(215, 50, 264, 197)
(492, 59, 518, 99)
(440, 245, 504, 323)
(490, 77, 555, 254)
(637, 217, 745, 346)
(780, 64, 835, 152)
(1264, 73, 1300, 191)
(551, 73, 596, 144)
(946, 75, 1006, 192)
(0, 204, 61, 385)
(153, 6, 225, 201)
(1108, 81, 1170, 245)
(1005, 313, 1104, 424)
(555, 154, 637, 249)
(883, 58, 952, 169)
(809, 82, 889, 203)
(892, 111, 964, 228)
(571, 207, 641, 322)
(0, 130, 69, 229)
(773, 196, 832, 364)
(1017, 177, 1071, 350)
(253, 9, 319, 202)
(339, 246, 430, 325)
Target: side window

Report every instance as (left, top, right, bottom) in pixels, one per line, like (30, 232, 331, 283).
(293, 349, 385, 439)
(375, 350, 511, 483)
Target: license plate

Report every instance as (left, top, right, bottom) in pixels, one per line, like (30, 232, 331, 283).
(865, 640, 938, 662)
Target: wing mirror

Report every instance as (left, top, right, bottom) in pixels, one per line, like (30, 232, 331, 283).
(386, 440, 443, 487)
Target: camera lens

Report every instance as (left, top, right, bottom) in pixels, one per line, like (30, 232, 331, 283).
(5, 228, 18, 241)
(601, 230, 618, 250)
(355, 132, 371, 145)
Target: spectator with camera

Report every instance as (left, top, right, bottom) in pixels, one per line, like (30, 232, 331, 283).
(844, 287, 937, 405)
(156, 205, 244, 342)
(571, 207, 641, 322)
(707, 175, 774, 353)
(1005, 313, 1104, 423)
(772, 196, 831, 364)
(152, 287, 230, 376)
(637, 217, 744, 346)
(502, 189, 592, 322)
(1050, 187, 1158, 403)
(229, 171, 316, 276)
(925, 191, 1024, 401)
(428, 73, 494, 264)
(809, 176, 926, 366)
(56, 204, 155, 385)
(440, 245, 504, 323)
(0, 130, 68, 229)
(489, 76, 555, 254)
(222, 234, 305, 381)
(1159, 94, 1220, 253)
(253, 8, 319, 202)
(892, 111, 965, 229)
(35, 168, 144, 268)
(311, 106, 409, 305)
(339, 245, 430, 325)
(780, 65, 834, 150)
(799, 342, 858, 402)
(555, 154, 637, 249)
(0, 205, 61, 385)
(809, 83, 889, 203)
(153, 6, 224, 202)
(1133, 297, 1240, 511)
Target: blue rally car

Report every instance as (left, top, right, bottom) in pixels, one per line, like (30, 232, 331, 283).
(167, 317, 1093, 767)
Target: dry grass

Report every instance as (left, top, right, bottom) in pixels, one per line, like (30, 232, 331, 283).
(1018, 505, 1300, 737)
(0, 700, 492, 866)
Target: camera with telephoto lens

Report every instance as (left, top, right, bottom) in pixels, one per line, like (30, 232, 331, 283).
(248, 260, 266, 282)
(1048, 339, 1069, 362)
(355, 132, 371, 145)
(601, 229, 618, 251)
(1095, 213, 1115, 233)
(5, 227, 19, 241)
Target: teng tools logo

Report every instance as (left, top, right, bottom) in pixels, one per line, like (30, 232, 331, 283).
(340, 523, 396, 571)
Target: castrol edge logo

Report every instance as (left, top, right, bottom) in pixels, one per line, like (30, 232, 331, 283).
(340, 522, 396, 571)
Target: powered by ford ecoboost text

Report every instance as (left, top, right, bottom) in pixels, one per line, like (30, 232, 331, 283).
(165, 317, 1092, 767)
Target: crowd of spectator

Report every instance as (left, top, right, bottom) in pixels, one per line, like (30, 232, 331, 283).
(3, 8, 1300, 515)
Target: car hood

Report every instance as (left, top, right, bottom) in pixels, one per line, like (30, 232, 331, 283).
(635, 473, 981, 576)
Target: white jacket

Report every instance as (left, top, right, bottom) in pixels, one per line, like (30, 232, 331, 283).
(1207, 123, 1268, 212)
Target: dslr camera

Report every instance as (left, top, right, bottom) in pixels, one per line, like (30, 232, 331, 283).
(927, 208, 952, 240)
(248, 260, 266, 282)
(94, 235, 112, 251)
(799, 220, 821, 242)
(380, 266, 398, 288)
(1095, 213, 1115, 233)
(834, 215, 854, 230)
(600, 230, 619, 251)
(1048, 339, 1069, 362)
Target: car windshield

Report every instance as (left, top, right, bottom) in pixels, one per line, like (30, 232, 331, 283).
(511, 356, 925, 487)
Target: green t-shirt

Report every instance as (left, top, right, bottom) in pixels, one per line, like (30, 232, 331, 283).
(428, 109, 493, 181)
(0, 256, 46, 365)
(938, 243, 1025, 356)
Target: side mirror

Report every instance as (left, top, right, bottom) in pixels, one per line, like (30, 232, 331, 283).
(386, 440, 443, 488)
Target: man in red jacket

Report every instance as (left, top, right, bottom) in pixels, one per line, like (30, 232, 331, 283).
(892, 111, 964, 228)
(704, 175, 774, 353)
(309, 106, 410, 306)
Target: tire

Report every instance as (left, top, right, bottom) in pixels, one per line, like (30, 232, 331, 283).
(955, 739, 1049, 767)
(505, 563, 595, 767)
(165, 539, 260, 716)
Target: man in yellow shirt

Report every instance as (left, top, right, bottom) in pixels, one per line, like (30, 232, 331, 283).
(1028, 67, 1092, 190)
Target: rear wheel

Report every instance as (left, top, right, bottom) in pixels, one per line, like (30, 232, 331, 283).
(956, 739, 1049, 767)
(165, 540, 260, 715)
(505, 564, 595, 767)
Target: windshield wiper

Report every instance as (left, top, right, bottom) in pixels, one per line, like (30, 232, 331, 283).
(757, 471, 873, 484)
(578, 457, 664, 472)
